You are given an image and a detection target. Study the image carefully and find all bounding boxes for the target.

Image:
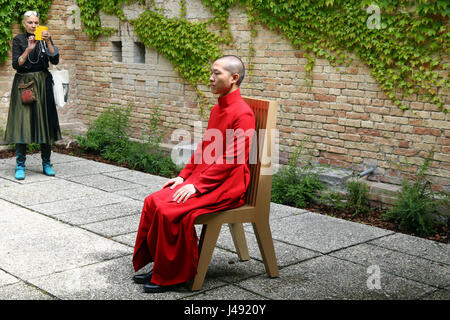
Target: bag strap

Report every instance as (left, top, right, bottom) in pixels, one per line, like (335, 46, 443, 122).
(18, 81, 34, 89)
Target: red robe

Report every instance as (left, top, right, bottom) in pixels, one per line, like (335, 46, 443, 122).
(132, 89, 255, 286)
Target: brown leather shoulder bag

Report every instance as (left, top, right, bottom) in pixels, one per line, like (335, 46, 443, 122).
(18, 81, 36, 104)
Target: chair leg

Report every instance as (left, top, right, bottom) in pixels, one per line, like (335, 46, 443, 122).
(189, 223, 222, 291)
(228, 223, 250, 261)
(252, 220, 279, 278)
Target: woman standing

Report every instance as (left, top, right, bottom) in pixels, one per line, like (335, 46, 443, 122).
(4, 10, 62, 180)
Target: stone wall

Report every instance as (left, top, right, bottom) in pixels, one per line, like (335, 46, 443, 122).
(0, 0, 449, 195)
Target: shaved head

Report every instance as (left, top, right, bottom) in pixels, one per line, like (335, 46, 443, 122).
(213, 55, 245, 86)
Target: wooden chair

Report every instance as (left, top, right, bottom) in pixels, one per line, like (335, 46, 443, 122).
(188, 97, 279, 291)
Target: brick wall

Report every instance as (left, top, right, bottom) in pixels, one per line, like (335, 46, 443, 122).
(0, 0, 449, 192)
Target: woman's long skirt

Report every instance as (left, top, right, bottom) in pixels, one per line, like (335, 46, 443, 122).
(4, 70, 61, 144)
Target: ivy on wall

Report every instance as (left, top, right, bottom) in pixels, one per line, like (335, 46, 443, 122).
(204, 0, 449, 112)
(1, 0, 448, 113)
(0, 0, 52, 63)
(131, 9, 224, 112)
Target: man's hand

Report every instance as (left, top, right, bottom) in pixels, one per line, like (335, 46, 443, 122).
(161, 176, 184, 190)
(172, 184, 197, 204)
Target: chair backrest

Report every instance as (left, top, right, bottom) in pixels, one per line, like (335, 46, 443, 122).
(243, 97, 278, 208)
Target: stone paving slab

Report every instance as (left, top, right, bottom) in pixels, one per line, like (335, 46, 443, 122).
(0, 177, 16, 187)
(53, 199, 142, 225)
(114, 185, 166, 202)
(0, 270, 19, 287)
(268, 202, 309, 220)
(66, 174, 142, 192)
(0, 281, 55, 300)
(0, 179, 105, 206)
(214, 224, 322, 268)
(112, 232, 137, 247)
(103, 169, 168, 187)
(422, 287, 450, 300)
(204, 248, 267, 285)
(0, 199, 69, 240)
(367, 233, 450, 265)
(81, 214, 141, 237)
(28, 193, 131, 216)
(330, 243, 450, 289)
(265, 212, 394, 254)
(1, 226, 132, 281)
(52, 159, 126, 178)
(0, 199, 131, 281)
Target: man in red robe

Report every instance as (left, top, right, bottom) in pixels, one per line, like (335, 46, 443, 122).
(132, 55, 255, 293)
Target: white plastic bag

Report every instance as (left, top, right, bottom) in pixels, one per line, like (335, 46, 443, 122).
(50, 66, 69, 107)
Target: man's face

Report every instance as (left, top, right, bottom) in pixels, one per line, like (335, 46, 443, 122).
(209, 59, 236, 96)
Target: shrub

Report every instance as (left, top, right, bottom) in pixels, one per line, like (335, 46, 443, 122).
(345, 180, 371, 216)
(27, 143, 41, 153)
(77, 106, 131, 160)
(271, 145, 324, 208)
(77, 106, 179, 178)
(318, 189, 346, 211)
(125, 140, 179, 178)
(383, 156, 450, 236)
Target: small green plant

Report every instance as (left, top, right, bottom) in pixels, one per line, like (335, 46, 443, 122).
(271, 145, 324, 208)
(142, 104, 164, 151)
(77, 106, 131, 162)
(318, 189, 346, 211)
(77, 105, 179, 177)
(124, 141, 179, 177)
(383, 156, 450, 236)
(345, 179, 371, 216)
(27, 143, 41, 153)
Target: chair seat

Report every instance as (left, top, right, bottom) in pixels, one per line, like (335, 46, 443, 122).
(194, 204, 256, 224)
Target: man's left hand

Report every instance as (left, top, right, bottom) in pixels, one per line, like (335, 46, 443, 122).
(172, 184, 197, 204)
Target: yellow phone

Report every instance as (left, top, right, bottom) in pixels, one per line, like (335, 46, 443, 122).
(34, 26, 48, 40)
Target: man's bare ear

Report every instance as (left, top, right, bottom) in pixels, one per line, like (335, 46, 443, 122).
(231, 72, 240, 85)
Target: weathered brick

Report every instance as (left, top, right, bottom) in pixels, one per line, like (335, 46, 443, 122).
(314, 94, 336, 102)
(323, 124, 345, 132)
(339, 133, 361, 142)
(323, 138, 345, 147)
(413, 127, 442, 136)
(338, 118, 361, 127)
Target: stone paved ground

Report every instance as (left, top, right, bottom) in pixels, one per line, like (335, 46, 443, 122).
(0, 152, 449, 301)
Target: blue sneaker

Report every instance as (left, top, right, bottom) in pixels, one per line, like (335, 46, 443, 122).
(15, 166, 25, 180)
(43, 163, 55, 176)
(41, 144, 55, 176)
